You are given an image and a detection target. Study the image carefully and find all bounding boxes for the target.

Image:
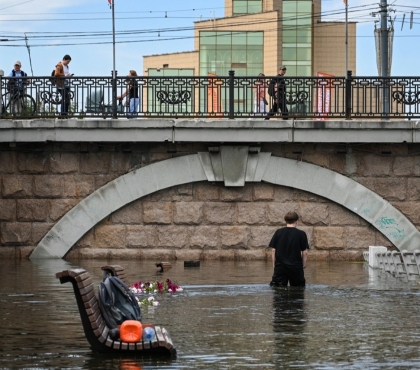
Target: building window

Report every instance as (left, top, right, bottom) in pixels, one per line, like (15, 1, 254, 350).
(233, 0, 262, 15)
(199, 31, 263, 76)
(282, 0, 313, 76)
(199, 31, 263, 113)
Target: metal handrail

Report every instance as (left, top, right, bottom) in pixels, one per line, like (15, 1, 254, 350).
(1, 71, 419, 120)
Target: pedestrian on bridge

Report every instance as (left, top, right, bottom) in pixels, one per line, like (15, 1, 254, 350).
(265, 66, 288, 120)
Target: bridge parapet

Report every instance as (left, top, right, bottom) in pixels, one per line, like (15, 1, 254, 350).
(2, 73, 420, 120)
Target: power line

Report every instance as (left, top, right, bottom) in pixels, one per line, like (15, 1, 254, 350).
(2, 3, 406, 49)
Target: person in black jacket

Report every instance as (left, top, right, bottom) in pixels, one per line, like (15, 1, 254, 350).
(269, 211, 309, 287)
(265, 65, 288, 120)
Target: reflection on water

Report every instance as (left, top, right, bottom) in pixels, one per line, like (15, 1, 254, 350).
(1, 259, 420, 369)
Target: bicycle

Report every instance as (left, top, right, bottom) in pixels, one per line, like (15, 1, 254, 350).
(1, 89, 36, 116)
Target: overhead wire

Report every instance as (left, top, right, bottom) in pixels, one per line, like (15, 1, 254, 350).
(0, 5, 378, 41)
(0, 2, 416, 48)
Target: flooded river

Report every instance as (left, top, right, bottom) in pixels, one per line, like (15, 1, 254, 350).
(1, 259, 420, 369)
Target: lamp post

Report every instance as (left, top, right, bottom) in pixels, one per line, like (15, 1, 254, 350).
(344, 0, 348, 76)
(110, 0, 117, 118)
(380, 0, 389, 118)
(0, 69, 4, 118)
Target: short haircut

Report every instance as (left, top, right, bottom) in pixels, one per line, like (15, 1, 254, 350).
(284, 211, 299, 224)
(63, 54, 72, 61)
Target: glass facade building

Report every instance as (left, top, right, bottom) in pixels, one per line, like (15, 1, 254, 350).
(282, 0, 313, 76)
(199, 31, 263, 76)
(232, 0, 262, 15)
(199, 31, 264, 112)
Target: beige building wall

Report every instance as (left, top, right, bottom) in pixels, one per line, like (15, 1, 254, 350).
(313, 22, 357, 76)
(143, 51, 199, 75)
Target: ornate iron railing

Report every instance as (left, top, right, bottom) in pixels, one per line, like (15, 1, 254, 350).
(1, 71, 419, 119)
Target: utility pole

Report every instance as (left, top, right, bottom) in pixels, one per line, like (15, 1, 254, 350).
(111, 0, 117, 118)
(380, 0, 389, 117)
(345, 0, 348, 76)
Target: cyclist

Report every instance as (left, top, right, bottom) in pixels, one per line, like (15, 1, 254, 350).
(7, 61, 30, 114)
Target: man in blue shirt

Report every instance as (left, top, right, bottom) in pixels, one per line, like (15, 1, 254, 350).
(7, 61, 29, 114)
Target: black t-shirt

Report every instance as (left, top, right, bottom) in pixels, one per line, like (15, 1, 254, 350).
(128, 80, 139, 99)
(269, 227, 309, 267)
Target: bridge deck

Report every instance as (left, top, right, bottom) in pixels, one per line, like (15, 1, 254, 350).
(1, 119, 419, 143)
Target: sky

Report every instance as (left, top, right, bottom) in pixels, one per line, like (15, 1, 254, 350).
(0, 0, 419, 78)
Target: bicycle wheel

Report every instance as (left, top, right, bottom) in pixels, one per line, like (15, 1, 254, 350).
(12, 94, 36, 116)
(1, 93, 11, 115)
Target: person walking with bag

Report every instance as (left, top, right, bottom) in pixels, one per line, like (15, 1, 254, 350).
(54, 54, 73, 116)
(265, 66, 288, 120)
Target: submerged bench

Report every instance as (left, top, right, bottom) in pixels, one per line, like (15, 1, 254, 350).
(101, 264, 129, 284)
(56, 268, 176, 356)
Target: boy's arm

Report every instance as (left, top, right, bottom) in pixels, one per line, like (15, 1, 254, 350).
(302, 249, 308, 269)
(272, 248, 276, 268)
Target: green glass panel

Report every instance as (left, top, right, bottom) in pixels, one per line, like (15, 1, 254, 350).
(295, 61, 311, 66)
(297, 47, 311, 61)
(297, 29, 311, 43)
(216, 33, 232, 45)
(248, 1, 262, 14)
(297, 15, 312, 26)
(220, 51, 232, 63)
(283, 1, 297, 13)
(298, 1, 312, 13)
(283, 17, 297, 27)
(297, 65, 311, 76)
(232, 50, 247, 62)
(232, 32, 247, 46)
(282, 29, 296, 43)
(247, 32, 263, 45)
(233, 0, 247, 14)
(283, 48, 297, 60)
(200, 32, 216, 46)
(247, 50, 263, 63)
(199, 31, 262, 77)
(285, 65, 297, 76)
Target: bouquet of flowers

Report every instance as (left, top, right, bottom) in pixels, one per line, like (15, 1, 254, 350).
(130, 279, 183, 307)
(130, 279, 183, 294)
(137, 296, 159, 307)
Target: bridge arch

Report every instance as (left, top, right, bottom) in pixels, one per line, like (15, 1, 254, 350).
(30, 147, 420, 259)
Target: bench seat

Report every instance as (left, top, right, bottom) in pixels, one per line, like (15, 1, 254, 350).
(56, 268, 176, 356)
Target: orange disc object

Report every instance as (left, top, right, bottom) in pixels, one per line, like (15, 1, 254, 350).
(119, 320, 143, 343)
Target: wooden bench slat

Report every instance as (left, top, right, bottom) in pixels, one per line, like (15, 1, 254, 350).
(161, 327, 174, 349)
(155, 326, 166, 347)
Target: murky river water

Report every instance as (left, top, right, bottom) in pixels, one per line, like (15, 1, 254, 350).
(1, 259, 420, 369)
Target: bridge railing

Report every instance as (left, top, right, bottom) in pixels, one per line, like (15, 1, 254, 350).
(1, 71, 419, 120)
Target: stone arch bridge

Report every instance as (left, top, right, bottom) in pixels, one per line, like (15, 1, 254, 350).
(0, 119, 419, 260)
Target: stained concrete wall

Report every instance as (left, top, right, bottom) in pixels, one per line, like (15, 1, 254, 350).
(1, 141, 420, 260)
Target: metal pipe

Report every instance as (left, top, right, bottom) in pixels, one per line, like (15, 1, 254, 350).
(380, 0, 389, 118)
(111, 0, 117, 118)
